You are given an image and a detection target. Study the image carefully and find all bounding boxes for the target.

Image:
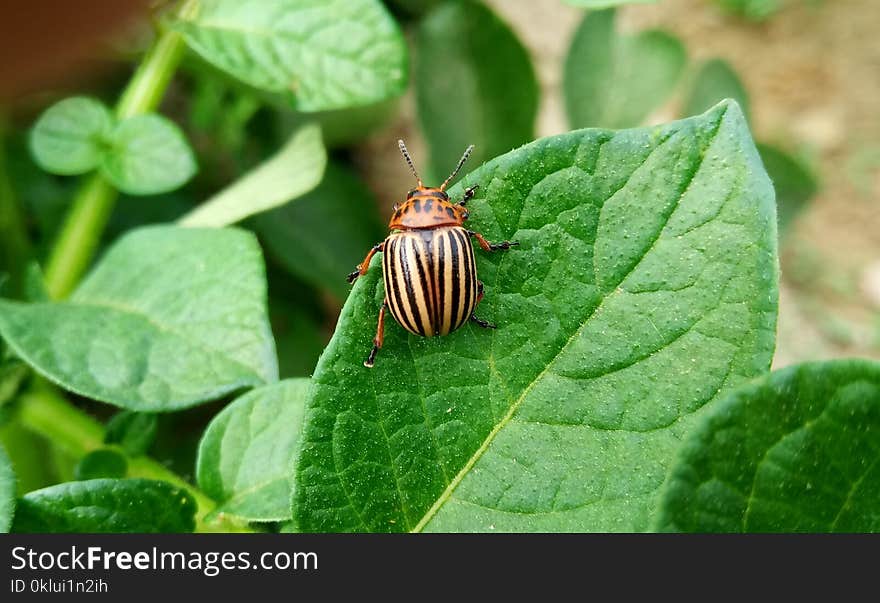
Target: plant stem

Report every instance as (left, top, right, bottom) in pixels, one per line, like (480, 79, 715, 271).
(42, 0, 199, 300)
(17, 384, 254, 533)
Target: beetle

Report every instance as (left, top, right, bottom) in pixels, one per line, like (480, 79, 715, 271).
(348, 140, 518, 368)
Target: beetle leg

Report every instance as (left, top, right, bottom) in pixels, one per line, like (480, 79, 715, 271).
(347, 241, 385, 284)
(459, 184, 479, 206)
(364, 298, 388, 368)
(467, 230, 520, 253)
(470, 281, 496, 329)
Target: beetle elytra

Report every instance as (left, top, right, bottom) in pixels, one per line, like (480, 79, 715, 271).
(348, 140, 518, 367)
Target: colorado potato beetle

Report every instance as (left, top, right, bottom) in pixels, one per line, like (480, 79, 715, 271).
(348, 140, 518, 367)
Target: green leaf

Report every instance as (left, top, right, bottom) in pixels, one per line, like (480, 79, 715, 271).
(565, 9, 687, 129)
(562, 0, 657, 7)
(74, 449, 128, 480)
(254, 161, 385, 300)
(0, 444, 14, 532)
(197, 379, 308, 522)
(29, 97, 112, 175)
(416, 0, 538, 181)
(757, 143, 818, 233)
(105, 411, 158, 456)
(172, 0, 408, 112)
(657, 359, 880, 532)
(0, 226, 277, 411)
(11, 478, 196, 533)
(291, 101, 778, 532)
(682, 58, 751, 123)
(180, 124, 326, 227)
(101, 114, 197, 195)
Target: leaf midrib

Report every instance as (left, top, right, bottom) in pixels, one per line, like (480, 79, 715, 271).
(411, 107, 728, 532)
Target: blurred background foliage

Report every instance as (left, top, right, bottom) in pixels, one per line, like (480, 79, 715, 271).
(0, 0, 877, 494)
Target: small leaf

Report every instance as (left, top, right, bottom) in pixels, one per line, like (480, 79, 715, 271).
(105, 411, 158, 456)
(416, 0, 538, 181)
(172, 0, 408, 112)
(657, 360, 880, 532)
(101, 114, 197, 195)
(0, 226, 278, 411)
(565, 9, 687, 129)
(291, 102, 778, 532)
(74, 449, 128, 480)
(254, 161, 385, 300)
(197, 379, 308, 522)
(757, 143, 818, 232)
(562, 0, 657, 6)
(682, 58, 751, 123)
(180, 124, 326, 227)
(29, 97, 112, 175)
(11, 478, 196, 533)
(0, 444, 15, 532)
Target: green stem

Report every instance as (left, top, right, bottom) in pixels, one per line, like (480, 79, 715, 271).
(17, 384, 254, 533)
(42, 0, 199, 300)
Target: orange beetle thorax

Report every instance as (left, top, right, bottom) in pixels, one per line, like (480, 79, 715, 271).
(389, 188, 467, 230)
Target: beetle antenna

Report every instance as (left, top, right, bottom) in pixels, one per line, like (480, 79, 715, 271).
(398, 139, 423, 187)
(440, 144, 474, 191)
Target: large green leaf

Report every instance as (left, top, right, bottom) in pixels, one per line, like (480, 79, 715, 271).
(657, 360, 880, 532)
(291, 101, 778, 532)
(416, 0, 538, 181)
(197, 379, 309, 522)
(29, 97, 112, 175)
(172, 0, 408, 112)
(101, 114, 197, 195)
(565, 9, 687, 129)
(254, 161, 385, 300)
(180, 124, 326, 227)
(0, 226, 277, 411)
(11, 478, 196, 533)
(0, 443, 14, 532)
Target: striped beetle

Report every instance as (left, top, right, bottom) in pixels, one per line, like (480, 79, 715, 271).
(348, 140, 518, 367)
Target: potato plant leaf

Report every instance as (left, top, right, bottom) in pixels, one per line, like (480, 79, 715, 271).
(0, 444, 14, 532)
(101, 114, 197, 195)
(172, 0, 408, 112)
(0, 226, 277, 411)
(197, 379, 309, 522)
(29, 97, 112, 175)
(565, 9, 686, 129)
(657, 359, 880, 532)
(11, 478, 196, 533)
(291, 101, 778, 532)
(416, 0, 538, 181)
